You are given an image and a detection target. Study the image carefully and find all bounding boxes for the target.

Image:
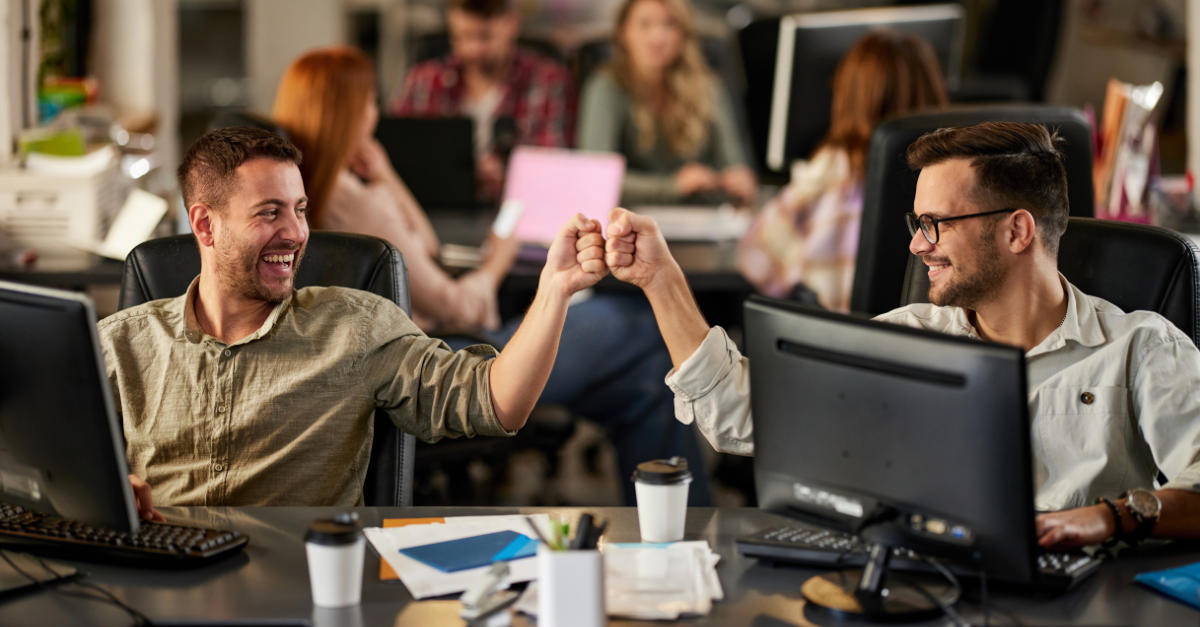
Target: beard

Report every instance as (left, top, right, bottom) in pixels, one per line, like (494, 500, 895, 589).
(927, 230, 1007, 310)
(213, 230, 305, 304)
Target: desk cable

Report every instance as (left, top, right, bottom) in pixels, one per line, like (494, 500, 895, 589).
(895, 556, 969, 627)
(0, 549, 155, 626)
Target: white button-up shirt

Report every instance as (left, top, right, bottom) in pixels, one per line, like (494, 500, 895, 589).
(666, 276, 1200, 511)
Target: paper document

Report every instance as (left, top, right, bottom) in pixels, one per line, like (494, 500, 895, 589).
(514, 540, 723, 620)
(69, 188, 168, 259)
(364, 514, 552, 599)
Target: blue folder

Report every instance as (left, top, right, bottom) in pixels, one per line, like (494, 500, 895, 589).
(399, 530, 538, 573)
(1134, 561, 1200, 611)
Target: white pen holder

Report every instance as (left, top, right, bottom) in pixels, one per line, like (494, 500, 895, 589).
(537, 545, 605, 627)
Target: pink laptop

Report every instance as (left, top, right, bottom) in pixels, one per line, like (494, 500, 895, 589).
(498, 147, 626, 245)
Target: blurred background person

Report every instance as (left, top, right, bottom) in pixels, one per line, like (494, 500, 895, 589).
(577, 0, 756, 207)
(275, 46, 512, 332)
(737, 31, 948, 312)
(390, 0, 575, 201)
(274, 46, 711, 506)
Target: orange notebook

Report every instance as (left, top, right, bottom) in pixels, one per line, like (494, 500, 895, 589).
(379, 517, 446, 581)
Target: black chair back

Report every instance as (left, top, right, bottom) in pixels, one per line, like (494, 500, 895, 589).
(901, 217, 1200, 346)
(852, 105, 1095, 316)
(118, 231, 416, 506)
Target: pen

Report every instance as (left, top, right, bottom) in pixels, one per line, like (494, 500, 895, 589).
(571, 514, 595, 551)
(525, 515, 553, 549)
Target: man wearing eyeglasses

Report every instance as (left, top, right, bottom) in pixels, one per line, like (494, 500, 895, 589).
(598, 120, 1200, 549)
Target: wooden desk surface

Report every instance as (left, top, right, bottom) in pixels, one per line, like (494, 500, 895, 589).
(1, 506, 1196, 626)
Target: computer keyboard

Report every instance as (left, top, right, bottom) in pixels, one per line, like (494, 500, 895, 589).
(737, 526, 1101, 592)
(0, 502, 249, 568)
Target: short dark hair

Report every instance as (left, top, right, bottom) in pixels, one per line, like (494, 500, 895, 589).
(906, 121, 1069, 256)
(177, 126, 302, 212)
(448, 0, 511, 17)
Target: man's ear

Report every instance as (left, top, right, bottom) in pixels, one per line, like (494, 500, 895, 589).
(1006, 209, 1037, 255)
(190, 203, 217, 248)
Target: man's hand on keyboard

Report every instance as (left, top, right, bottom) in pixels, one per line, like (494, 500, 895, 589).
(128, 475, 166, 522)
(1035, 505, 1114, 550)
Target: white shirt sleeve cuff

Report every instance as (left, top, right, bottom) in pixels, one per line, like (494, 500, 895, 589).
(665, 327, 740, 401)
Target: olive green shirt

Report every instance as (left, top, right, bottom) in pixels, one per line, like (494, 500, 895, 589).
(98, 278, 509, 507)
(577, 70, 749, 205)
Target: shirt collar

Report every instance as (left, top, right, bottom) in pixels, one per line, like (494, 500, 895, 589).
(1025, 273, 1107, 358)
(182, 275, 293, 347)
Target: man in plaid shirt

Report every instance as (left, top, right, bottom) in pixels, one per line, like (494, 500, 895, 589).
(391, 0, 575, 200)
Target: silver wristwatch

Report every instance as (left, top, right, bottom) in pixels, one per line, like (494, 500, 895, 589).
(1119, 488, 1161, 543)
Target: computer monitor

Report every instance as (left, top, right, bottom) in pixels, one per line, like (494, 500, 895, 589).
(760, 4, 965, 173)
(744, 295, 1037, 587)
(375, 117, 479, 210)
(0, 281, 140, 534)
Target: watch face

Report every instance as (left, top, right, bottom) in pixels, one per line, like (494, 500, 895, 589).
(1127, 490, 1161, 518)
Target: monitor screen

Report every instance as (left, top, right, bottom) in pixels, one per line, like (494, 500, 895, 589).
(0, 282, 139, 533)
(744, 295, 1037, 582)
(763, 4, 964, 172)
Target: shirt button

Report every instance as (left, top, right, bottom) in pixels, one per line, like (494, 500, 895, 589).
(213, 463, 225, 473)
(217, 405, 225, 413)
(1080, 392, 1095, 405)
(223, 349, 232, 357)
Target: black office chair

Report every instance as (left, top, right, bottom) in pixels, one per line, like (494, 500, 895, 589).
(901, 217, 1200, 347)
(117, 232, 417, 507)
(852, 105, 1095, 316)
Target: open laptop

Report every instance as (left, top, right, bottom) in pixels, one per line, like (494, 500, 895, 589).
(735, 295, 1102, 593)
(494, 147, 625, 246)
(375, 117, 479, 210)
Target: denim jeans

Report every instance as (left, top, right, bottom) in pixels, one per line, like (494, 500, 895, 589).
(444, 293, 712, 506)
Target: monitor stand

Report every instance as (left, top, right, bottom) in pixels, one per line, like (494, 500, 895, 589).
(800, 543, 959, 621)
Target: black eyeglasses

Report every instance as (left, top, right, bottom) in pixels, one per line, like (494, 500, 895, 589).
(905, 209, 1018, 245)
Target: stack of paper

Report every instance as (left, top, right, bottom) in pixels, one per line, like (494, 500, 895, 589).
(513, 541, 723, 621)
(364, 515, 552, 599)
(604, 541, 723, 620)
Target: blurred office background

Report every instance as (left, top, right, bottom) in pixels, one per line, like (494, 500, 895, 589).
(2, 0, 1193, 507)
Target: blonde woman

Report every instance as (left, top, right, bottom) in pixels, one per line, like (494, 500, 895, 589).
(578, 0, 756, 206)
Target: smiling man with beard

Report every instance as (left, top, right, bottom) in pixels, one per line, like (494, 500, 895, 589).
(99, 127, 608, 515)
(597, 121, 1200, 550)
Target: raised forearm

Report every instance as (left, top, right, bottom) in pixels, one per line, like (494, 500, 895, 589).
(644, 263, 711, 370)
(487, 274, 571, 430)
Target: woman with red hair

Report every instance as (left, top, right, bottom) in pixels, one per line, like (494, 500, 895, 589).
(737, 31, 948, 312)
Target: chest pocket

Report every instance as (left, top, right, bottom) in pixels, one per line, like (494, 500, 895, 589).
(1033, 385, 1133, 507)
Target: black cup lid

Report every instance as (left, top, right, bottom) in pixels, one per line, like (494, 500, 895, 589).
(305, 513, 362, 546)
(632, 457, 692, 485)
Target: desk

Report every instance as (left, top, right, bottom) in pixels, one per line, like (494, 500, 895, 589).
(1, 506, 1196, 626)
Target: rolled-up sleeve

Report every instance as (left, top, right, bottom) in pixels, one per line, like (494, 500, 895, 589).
(359, 301, 513, 443)
(665, 326, 754, 456)
(1133, 338, 1200, 494)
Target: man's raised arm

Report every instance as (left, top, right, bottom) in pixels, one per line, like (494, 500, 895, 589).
(605, 207, 710, 370)
(488, 214, 608, 430)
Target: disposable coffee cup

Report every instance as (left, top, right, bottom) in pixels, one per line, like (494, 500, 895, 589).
(632, 457, 692, 542)
(305, 513, 365, 608)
